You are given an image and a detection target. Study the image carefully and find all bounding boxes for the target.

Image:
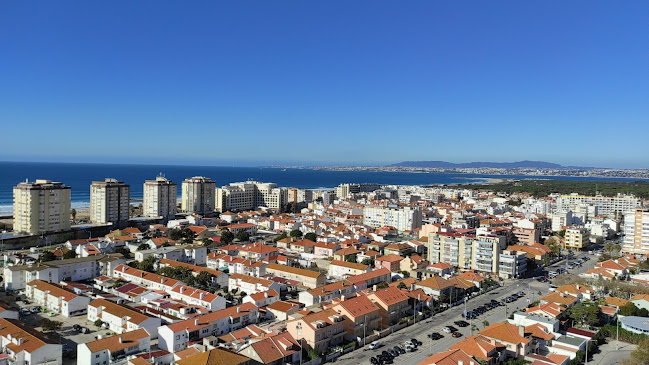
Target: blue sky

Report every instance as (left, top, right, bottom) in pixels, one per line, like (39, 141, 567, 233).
(1, 1, 647, 168)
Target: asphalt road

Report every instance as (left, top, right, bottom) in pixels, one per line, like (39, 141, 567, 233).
(336, 252, 597, 365)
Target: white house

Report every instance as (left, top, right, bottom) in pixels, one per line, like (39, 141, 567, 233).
(77, 329, 150, 365)
(158, 303, 259, 352)
(88, 299, 161, 338)
(228, 273, 283, 295)
(112, 264, 182, 292)
(0, 318, 63, 365)
(25, 280, 91, 317)
(168, 284, 226, 311)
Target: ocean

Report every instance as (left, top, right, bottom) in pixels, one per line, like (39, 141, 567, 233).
(0, 161, 644, 215)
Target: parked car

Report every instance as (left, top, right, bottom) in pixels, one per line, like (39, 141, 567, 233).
(368, 341, 382, 350)
(452, 331, 463, 338)
(443, 326, 453, 333)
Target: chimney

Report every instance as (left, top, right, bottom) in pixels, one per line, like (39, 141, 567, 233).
(119, 337, 123, 343)
(180, 287, 184, 293)
(264, 292, 268, 298)
(372, 285, 377, 292)
(195, 319, 199, 326)
(237, 307, 241, 313)
(519, 326, 525, 337)
(200, 292, 205, 300)
(458, 361, 463, 365)
(161, 278, 164, 284)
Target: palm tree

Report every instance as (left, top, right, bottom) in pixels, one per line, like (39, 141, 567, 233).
(482, 320, 489, 329)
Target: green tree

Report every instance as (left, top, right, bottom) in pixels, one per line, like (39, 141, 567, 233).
(620, 338, 649, 365)
(376, 281, 389, 289)
(544, 237, 562, 257)
(504, 359, 531, 365)
(138, 256, 157, 272)
(569, 301, 602, 328)
(273, 233, 288, 242)
(137, 243, 150, 251)
(398, 270, 411, 278)
(542, 256, 551, 266)
(345, 254, 357, 263)
(40, 319, 63, 332)
(482, 320, 490, 329)
(94, 319, 104, 328)
(304, 232, 317, 242)
(397, 282, 407, 290)
(63, 250, 76, 259)
(39, 251, 56, 262)
(361, 258, 375, 266)
(220, 229, 234, 245)
(290, 230, 303, 239)
(113, 279, 126, 288)
(202, 238, 213, 247)
(236, 231, 250, 242)
(605, 242, 621, 257)
(70, 208, 77, 222)
(114, 246, 132, 258)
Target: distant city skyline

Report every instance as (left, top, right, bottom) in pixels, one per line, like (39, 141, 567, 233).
(1, 1, 647, 168)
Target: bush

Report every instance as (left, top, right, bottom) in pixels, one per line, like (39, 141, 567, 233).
(600, 324, 648, 345)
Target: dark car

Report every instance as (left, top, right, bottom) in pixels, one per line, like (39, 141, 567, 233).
(381, 350, 390, 358)
(429, 332, 443, 340)
(411, 338, 422, 346)
(370, 357, 379, 364)
(388, 349, 399, 357)
(395, 346, 405, 354)
(452, 331, 463, 338)
(456, 320, 469, 327)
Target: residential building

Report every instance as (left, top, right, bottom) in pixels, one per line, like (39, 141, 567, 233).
(265, 263, 325, 289)
(90, 178, 130, 226)
(414, 276, 452, 298)
(540, 292, 579, 308)
(498, 249, 527, 278)
(512, 227, 539, 246)
(365, 286, 410, 326)
(216, 181, 288, 212)
(169, 284, 226, 311)
(112, 264, 182, 292)
(375, 254, 404, 272)
(427, 232, 505, 273)
(177, 349, 251, 365)
(143, 175, 177, 222)
(4, 255, 111, 290)
(417, 349, 477, 365)
(328, 260, 370, 279)
(478, 322, 530, 358)
(237, 331, 301, 365)
(158, 303, 259, 352)
(287, 308, 345, 355)
(13, 179, 71, 235)
(0, 318, 62, 365)
(88, 299, 161, 338)
(556, 194, 640, 218)
(181, 176, 215, 214)
(228, 273, 283, 295)
(564, 227, 590, 249)
(623, 209, 649, 255)
(448, 335, 506, 365)
(26, 280, 90, 317)
(78, 329, 150, 365)
(362, 205, 423, 232)
(331, 295, 380, 342)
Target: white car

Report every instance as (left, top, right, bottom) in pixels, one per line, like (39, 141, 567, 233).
(443, 326, 453, 333)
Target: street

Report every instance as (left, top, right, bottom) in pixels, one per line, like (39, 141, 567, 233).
(336, 252, 597, 365)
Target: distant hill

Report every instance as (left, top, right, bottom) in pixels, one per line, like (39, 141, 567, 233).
(388, 160, 565, 169)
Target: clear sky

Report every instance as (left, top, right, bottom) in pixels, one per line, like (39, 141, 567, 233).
(1, 1, 647, 168)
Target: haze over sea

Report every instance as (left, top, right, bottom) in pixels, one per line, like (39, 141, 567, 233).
(0, 161, 645, 215)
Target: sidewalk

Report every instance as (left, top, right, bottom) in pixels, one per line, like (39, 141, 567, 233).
(590, 341, 636, 365)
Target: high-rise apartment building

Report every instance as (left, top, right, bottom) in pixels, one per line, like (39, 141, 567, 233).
(556, 194, 640, 218)
(215, 181, 287, 212)
(362, 205, 422, 232)
(623, 209, 649, 255)
(90, 178, 130, 226)
(143, 176, 177, 222)
(13, 179, 71, 235)
(426, 232, 505, 273)
(564, 227, 590, 249)
(181, 176, 215, 214)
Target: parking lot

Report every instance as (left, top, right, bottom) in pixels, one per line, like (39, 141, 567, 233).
(337, 251, 599, 365)
(2, 293, 110, 365)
